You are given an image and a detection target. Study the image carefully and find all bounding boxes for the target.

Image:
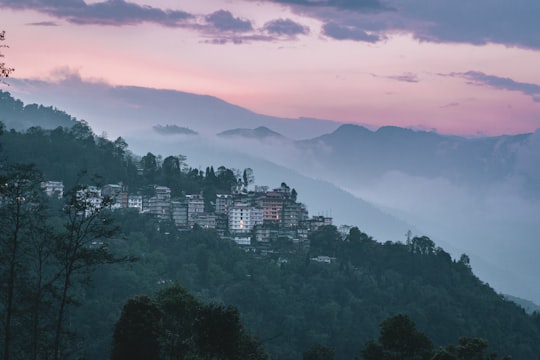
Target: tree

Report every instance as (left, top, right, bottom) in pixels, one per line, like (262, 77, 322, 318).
(111, 296, 162, 360)
(362, 314, 433, 360)
(194, 304, 243, 359)
(0, 31, 15, 81)
(0, 164, 45, 360)
(242, 168, 254, 189)
(51, 185, 125, 360)
(432, 337, 511, 360)
(155, 284, 201, 359)
(408, 236, 435, 256)
(303, 343, 334, 360)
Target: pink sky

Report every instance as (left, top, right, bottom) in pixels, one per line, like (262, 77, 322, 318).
(2, 0, 540, 136)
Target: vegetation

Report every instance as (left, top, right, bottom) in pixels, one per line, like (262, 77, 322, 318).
(0, 93, 540, 360)
(0, 31, 14, 81)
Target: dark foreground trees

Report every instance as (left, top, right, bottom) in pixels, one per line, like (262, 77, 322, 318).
(0, 164, 128, 360)
(362, 315, 511, 360)
(111, 284, 269, 360)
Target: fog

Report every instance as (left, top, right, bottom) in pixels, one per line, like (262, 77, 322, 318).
(8, 78, 540, 304)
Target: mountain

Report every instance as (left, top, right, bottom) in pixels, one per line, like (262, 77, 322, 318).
(8, 77, 341, 140)
(2, 94, 540, 360)
(153, 124, 198, 136)
(6, 80, 540, 304)
(217, 126, 286, 140)
(297, 123, 532, 190)
(0, 90, 77, 130)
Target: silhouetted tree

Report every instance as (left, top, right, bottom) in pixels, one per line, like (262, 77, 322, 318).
(111, 296, 162, 360)
(362, 314, 433, 360)
(303, 343, 334, 360)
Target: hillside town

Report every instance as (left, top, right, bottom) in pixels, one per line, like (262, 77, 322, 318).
(41, 180, 333, 247)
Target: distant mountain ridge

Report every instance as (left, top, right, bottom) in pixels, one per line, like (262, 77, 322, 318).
(0, 90, 77, 131)
(153, 124, 198, 136)
(217, 126, 286, 140)
(296, 123, 533, 189)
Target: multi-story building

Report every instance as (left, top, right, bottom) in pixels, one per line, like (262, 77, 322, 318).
(190, 212, 217, 229)
(257, 191, 284, 224)
(171, 200, 188, 227)
(186, 194, 204, 226)
(128, 195, 143, 211)
(41, 181, 64, 198)
(76, 186, 102, 216)
(228, 202, 264, 233)
(215, 194, 233, 215)
(147, 185, 172, 220)
(304, 215, 333, 232)
(102, 184, 123, 209)
(282, 201, 308, 228)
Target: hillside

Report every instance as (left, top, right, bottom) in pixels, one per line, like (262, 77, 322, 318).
(0, 98, 540, 360)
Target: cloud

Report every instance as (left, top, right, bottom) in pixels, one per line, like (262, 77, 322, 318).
(28, 21, 58, 26)
(263, 18, 309, 37)
(0, 0, 193, 27)
(205, 10, 253, 32)
(449, 71, 540, 102)
(322, 22, 381, 42)
(265, 0, 387, 11)
(441, 102, 459, 108)
(266, 0, 540, 49)
(372, 72, 419, 83)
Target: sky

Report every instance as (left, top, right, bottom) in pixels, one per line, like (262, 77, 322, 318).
(2, 0, 540, 136)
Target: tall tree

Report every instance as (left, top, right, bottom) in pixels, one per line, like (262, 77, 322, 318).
(111, 296, 162, 360)
(51, 185, 123, 360)
(0, 164, 44, 360)
(362, 314, 433, 360)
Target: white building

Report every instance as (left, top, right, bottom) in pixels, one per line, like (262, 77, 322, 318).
(229, 203, 264, 233)
(128, 195, 143, 211)
(41, 181, 64, 198)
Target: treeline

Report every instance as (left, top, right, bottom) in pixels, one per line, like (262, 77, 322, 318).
(0, 91, 77, 131)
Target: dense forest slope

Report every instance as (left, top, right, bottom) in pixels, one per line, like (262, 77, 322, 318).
(1, 93, 539, 360)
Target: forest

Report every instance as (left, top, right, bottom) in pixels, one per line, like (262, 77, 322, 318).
(1, 93, 540, 360)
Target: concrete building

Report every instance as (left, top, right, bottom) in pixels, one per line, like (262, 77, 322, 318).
(171, 200, 188, 227)
(215, 194, 233, 215)
(128, 195, 143, 211)
(186, 194, 205, 226)
(147, 186, 172, 220)
(41, 181, 64, 198)
(229, 203, 264, 233)
(257, 191, 284, 223)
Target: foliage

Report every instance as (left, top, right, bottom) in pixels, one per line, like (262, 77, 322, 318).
(0, 31, 15, 81)
(111, 295, 162, 360)
(111, 284, 269, 360)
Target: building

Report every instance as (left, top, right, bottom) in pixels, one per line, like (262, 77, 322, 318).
(305, 215, 333, 232)
(257, 191, 284, 223)
(76, 186, 102, 216)
(282, 201, 308, 228)
(147, 186, 172, 220)
(215, 194, 233, 215)
(189, 212, 216, 229)
(228, 203, 264, 233)
(102, 184, 123, 209)
(171, 200, 188, 227)
(128, 195, 143, 211)
(41, 181, 64, 198)
(186, 194, 205, 227)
